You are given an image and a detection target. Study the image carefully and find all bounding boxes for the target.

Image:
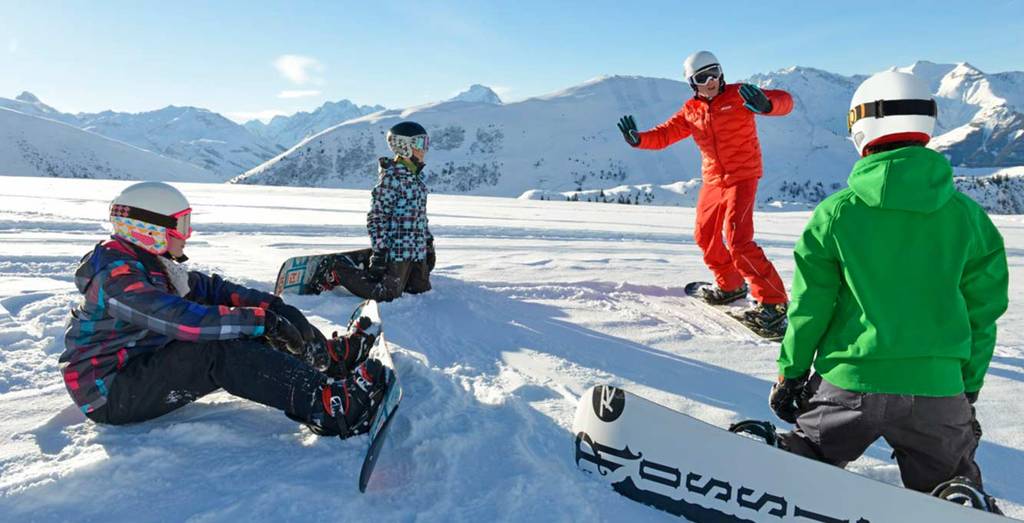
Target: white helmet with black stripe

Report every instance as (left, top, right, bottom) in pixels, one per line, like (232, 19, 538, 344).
(848, 71, 937, 156)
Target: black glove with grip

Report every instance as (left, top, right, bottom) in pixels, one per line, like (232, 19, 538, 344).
(617, 115, 641, 147)
(263, 309, 305, 356)
(269, 299, 316, 342)
(769, 371, 810, 424)
(369, 249, 388, 280)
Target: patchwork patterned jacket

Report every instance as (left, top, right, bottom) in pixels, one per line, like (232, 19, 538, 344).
(367, 157, 433, 262)
(60, 239, 274, 413)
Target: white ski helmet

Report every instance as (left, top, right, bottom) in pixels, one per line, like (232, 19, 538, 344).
(109, 181, 192, 256)
(848, 71, 937, 156)
(684, 51, 722, 87)
(386, 121, 429, 158)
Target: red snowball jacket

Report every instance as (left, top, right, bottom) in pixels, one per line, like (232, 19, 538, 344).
(637, 84, 793, 187)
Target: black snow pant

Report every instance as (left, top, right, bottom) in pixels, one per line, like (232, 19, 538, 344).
(779, 374, 982, 492)
(85, 339, 333, 431)
(336, 252, 433, 302)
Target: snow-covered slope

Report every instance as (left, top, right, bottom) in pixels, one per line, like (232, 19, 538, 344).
(245, 99, 385, 148)
(77, 106, 283, 180)
(0, 109, 215, 182)
(234, 62, 1024, 210)
(233, 75, 705, 194)
(1, 176, 1023, 521)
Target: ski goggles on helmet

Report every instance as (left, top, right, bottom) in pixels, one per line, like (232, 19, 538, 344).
(847, 98, 938, 133)
(110, 205, 193, 240)
(690, 65, 722, 86)
(412, 134, 429, 152)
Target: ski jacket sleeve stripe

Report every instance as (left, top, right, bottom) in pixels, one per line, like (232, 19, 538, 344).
(778, 205, 841, 378)
(636, 108, 693, 150)
(960, 213, 1009, 393)
(764, 89, 794, 117)
(102, 262, 266, 342)
(367, 172, 398, 252)
(186, 271, 275, 309)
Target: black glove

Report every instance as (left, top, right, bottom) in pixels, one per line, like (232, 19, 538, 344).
(965, 391, 979, 404)
(369, 249, 388, 280)
(617, 115, 641, 147)
(269, 299, 316, 342)
(426, 237, 436, 272)
(769, 372, 810, 424)
(739, 84, 772, 114)
(263, 309, 305, 356)
(966, 390, 982, 441)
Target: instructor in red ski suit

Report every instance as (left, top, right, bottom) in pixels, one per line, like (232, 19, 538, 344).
(618, 51, 792, 328)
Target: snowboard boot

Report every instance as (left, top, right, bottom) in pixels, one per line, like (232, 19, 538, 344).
(728, 420, 782, 448)
(930, 476, 1003, 514)
(700, 283, 749, 305)
(319, 358, 388, 439)
(743, 302, 788, 330)
(322, 316, 376, 379)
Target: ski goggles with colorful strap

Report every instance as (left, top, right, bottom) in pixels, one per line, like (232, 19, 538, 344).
(690, 65, 722, 86)
(110, 205, 193, 239)
(847, 99, 938, 132)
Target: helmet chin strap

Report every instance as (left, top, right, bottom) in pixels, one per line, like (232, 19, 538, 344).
(163, 251, 189, 263)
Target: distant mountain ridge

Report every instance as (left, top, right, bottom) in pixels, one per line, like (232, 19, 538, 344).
(232, 63, 1024, 212)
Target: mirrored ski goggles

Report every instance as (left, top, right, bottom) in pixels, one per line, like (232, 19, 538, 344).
(412, 134, 430, 152)
(690, 65, 722, 86)
(110, 205, 193, 240)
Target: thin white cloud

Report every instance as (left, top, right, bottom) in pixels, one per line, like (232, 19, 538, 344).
(8, 38, 18, 54)
(223, 109, 291, 124)
(277, 90, 322, 99)
(273, 54, 325, 85)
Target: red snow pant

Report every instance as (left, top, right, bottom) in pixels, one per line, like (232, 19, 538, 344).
(694, 178, 787, 304)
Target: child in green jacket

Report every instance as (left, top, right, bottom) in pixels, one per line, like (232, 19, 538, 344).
(769, 71, 1008, 509)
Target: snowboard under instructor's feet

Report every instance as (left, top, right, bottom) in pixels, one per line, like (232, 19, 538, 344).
(700, 283, 749, 305)
(743, 302, 788, 329)
(321, 358, 388, 439)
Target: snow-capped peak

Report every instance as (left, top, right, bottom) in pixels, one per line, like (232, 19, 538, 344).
(15, 91, 41, 103)
(449, 85, 502, 104)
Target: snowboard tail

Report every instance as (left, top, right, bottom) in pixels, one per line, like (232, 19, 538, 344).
(274, 248, 372, 296)
(572, 385, 1006, 522)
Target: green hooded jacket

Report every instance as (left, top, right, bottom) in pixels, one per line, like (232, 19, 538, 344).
(778, 146, 1008, 396)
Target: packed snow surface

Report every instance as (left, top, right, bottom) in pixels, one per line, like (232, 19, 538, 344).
(1, 177, 1022, 521)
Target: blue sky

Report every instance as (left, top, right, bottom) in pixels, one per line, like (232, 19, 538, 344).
(1, 0, 1021, 122)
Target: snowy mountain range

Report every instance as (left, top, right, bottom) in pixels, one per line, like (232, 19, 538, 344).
(0, 107, 213, 182)
(0, 93, 387, 180)
(233, 61, 1024, 212)
(244, 99, 385, 149)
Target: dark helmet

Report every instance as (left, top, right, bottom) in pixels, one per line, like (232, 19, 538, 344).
(386, 121, 429, 157)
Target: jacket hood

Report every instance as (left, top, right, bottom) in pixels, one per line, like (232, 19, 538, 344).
(847, 146, 954, 214)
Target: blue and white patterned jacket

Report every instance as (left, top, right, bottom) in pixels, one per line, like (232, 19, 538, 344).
(367, 157, 433, 262)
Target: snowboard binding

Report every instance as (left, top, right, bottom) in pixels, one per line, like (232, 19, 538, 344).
(930, 476, 1003, 515)
(323, 316, 376, 379)
(728, 419, 782, 448)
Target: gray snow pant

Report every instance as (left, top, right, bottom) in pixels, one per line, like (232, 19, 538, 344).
(779, 374, 982, 493)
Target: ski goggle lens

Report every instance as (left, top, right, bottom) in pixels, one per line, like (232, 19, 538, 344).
(691, 65, 722, 86)
(168, 208, 193, 240)
(412, 135, 429, 152)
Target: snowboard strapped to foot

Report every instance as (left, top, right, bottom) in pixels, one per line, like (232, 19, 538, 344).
(684, 281, 787, 341)
(572, 385, 1007, 521)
